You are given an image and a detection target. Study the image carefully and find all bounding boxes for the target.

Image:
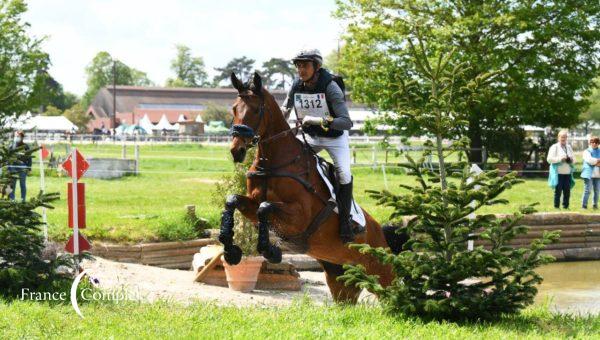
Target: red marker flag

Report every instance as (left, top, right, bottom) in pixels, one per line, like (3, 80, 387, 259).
(40, 145, 50, 160)
(65, 233, 91, 254)
(62, 149, 89, 180)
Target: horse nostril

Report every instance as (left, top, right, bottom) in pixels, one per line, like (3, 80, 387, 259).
(232, 147, 247, 163)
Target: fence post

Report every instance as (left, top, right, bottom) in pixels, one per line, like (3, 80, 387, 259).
(351, 147, 356, 164)
(134, 144, 140, 175)
(372, 146, 377, 167)
(122, 142, 127, 159)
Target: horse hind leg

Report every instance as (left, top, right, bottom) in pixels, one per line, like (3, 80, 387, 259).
(256, 202, 282, 264)
(319, 260, 361, 304)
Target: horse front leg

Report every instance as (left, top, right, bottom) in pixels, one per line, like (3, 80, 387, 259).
(219, 194, 258, 265)
(256, 202, 283, 264)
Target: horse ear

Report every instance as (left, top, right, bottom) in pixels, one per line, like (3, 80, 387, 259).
(231, 73, 243, 92)
(252, 71, 262, 96)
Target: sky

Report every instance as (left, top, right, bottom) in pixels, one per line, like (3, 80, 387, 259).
(23, 0, 345, 96)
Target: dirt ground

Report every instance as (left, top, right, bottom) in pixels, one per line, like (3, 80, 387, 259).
(81, 256, 375, 307)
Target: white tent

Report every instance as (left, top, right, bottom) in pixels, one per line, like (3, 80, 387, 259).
(154, 114, 178, 131)
(10, 112, 78, 132)
(138, 114, 155, 134)
(195, 114, 204, 123)
(177, 114, 186, 122)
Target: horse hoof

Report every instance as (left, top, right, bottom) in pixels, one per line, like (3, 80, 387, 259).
(224, 245, 242, 265)
(265, 245, 282, 264)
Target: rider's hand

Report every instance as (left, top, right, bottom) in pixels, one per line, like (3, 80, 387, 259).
(302, 115, 323, 127)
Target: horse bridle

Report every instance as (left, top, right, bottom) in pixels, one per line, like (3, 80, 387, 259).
(229, 94, 265, 148)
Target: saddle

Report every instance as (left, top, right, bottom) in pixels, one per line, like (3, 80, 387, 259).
(314, 155, 366, 230)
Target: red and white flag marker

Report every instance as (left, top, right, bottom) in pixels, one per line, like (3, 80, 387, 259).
(62, 148, 91, 273)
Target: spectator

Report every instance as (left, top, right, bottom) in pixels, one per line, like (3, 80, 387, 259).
(581, 136, 600, 209)
(547, 130, 575, 209)
(7, 130, 32, 202)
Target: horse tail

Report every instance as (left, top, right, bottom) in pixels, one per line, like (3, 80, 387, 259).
(382, 223, 409, 255)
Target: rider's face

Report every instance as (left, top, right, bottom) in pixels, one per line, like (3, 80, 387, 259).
(295, 61, 315, 82)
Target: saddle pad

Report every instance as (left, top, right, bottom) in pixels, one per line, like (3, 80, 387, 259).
(314, 156, 366, 227)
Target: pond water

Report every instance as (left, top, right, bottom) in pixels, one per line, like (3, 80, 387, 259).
(535, 261, 600, 315)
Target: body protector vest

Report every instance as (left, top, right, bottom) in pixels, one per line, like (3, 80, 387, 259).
(290, 68, 345, 138)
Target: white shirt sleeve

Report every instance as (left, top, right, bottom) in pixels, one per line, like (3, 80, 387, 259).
(583, 149, 597, 166)
(547, 144, 562, 164)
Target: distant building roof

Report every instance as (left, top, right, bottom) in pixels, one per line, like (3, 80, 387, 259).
(87, 85, 288, 120)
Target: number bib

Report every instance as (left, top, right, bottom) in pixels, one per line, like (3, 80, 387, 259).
(294, 93, 330, 119)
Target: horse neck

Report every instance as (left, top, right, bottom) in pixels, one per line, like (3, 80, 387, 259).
(256, 92, 302, 164)
(261, 92, 289, 139)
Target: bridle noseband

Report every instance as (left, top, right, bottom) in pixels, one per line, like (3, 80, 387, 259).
(229, 93, 265, 148)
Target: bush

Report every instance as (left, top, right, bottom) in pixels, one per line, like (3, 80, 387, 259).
(213, 148, 258, 256)
(0, 140, 76, 298)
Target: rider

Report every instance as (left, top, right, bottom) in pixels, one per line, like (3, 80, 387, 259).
(282, 49, 355, 243)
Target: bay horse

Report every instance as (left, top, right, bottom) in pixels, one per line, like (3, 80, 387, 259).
(219, 72, 405, 303)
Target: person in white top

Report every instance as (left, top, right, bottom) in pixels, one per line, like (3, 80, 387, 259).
(581, 136, 600, 209)
(546, 130, 575, 209)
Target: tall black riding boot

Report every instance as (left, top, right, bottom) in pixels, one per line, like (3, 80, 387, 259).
(337, 180, 354, 243)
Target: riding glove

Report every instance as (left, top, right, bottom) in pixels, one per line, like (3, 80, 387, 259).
(302, 115, 323, 126)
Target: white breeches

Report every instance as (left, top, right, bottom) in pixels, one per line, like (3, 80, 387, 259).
(299, 130, 352, 185)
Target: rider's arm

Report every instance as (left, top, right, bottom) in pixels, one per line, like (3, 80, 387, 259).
(326, 81, 352, 131)
(584, 149, 597, 166)
(281, 90, 294, 120)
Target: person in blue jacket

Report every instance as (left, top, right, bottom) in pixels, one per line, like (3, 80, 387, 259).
(581, 136, 600, 209)
(7, 130, 32, 202)
(546, 130, 575, 209)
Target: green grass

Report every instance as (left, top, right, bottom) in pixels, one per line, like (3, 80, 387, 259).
(31, 143, 596, 244)
(1, 298, 599, 339)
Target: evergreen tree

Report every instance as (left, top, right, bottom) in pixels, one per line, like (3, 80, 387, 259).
(0, 0, 76, 298)
(339, 27, 559, 320)
(213, 56, 255, 87)
(261, 58, 294, 90)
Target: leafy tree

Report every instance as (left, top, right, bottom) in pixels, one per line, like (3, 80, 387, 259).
(202, 103, 231, 127)
(261, 58, 294, 89)
(336, 0, 600, 163)
(63, 103, 90, 132)
(339, 27, 558, 321)
(0, 0, 49, 117)
(323, 49, 341, 75)
(580, 78, 600, 134)
(213, 56, 255, 87)
(165, 45, 209, 87)
(0, 0, 75, 298)
(82, 51, 153, 108)
(42, 105, 62, 116)
(32, 73, 79, 112)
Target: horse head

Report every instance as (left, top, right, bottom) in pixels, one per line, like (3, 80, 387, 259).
(230, 71, 264, 163)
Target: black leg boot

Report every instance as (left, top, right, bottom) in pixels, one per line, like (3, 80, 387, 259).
(337, 180, 354, 244)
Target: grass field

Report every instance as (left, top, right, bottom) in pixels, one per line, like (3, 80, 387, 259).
(1, 298, 599, 339)
(31, 143, 596, 244)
